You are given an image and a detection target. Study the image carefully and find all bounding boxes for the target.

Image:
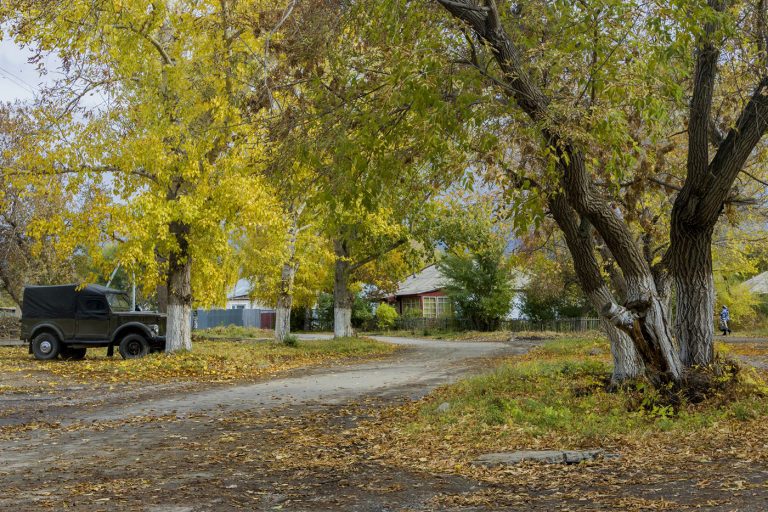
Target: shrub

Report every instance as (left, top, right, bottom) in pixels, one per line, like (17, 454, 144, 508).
(283, 334, 299, 347)
(352, 295, 374, 329)
(438, 246, 513, 331)
(376, 303, 398, 330)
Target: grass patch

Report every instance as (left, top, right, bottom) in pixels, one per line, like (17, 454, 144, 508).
(718, 340, 768, 358)
(193, 325, 274, 340)
(389, 336, 768, 452)
(0, 337, 398, 384)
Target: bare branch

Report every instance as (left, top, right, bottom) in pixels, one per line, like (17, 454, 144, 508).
(113, 24, 174, 66)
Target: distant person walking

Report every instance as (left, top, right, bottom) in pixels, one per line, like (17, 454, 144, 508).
(719, 305, 732, 336)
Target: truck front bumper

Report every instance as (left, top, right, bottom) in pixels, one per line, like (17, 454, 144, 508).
(150, 335, 166, 351)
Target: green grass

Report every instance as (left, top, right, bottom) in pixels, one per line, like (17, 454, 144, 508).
(730, 327, 768, 338)
(193, 325, 274, 340)
(407, 336, 768, 445)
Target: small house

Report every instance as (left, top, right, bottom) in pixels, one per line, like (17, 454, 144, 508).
(226, 278, 272, 310)
(390, 265, 453, 318)
(390, 264, 529, 319)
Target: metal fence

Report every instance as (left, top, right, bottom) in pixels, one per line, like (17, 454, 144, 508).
(194, 308, 275, 330)
(393, 316, 602, 333)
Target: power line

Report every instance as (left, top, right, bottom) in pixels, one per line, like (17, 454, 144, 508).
(0, 64, 36, 94)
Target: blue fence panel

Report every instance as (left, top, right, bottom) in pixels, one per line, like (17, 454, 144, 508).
(242, 309, 261, 328)
(194, 308, 267, 330)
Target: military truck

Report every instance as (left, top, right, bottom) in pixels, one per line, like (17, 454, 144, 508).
(21, 284, 166, 360)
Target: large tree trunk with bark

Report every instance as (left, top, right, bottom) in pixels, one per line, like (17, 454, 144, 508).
(166, 260, 192, 352)
(665, 5, 768, 369)
(669, 227, 716, 366)
(548, 193, 644, 382)
(333, 239, 354, 338)
(166, 221, 192, 353)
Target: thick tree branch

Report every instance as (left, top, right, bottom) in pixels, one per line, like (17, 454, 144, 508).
(436, 0, 549, 120)
(439, 0, 490, 11)
(687, 0, 726, 182)
(349, 238, 408, 272)
(438, 0, 651, 285)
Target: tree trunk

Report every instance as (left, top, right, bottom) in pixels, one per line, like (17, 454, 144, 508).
(275, 294, 292, 342)
(669, 229, 715, 367)
(438, 0, 768, 384)
(333, 239, 354, 338)
(605, 273, 682, 381)
(156, 284, 168, 314)
(547, 193, 644, 382)
(166, 258, 192, 352)
(588, 287, 645, 383)
(274, 212, 301, 343)
(166, 221, 192, 353)
(275, 262, 296, 343)
(652, 264, 673, 328)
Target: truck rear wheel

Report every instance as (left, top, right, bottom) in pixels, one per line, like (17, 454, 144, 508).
(60, 347, 87, 360)
(119, 334, 150, 359)
(32, 332, 62, 360)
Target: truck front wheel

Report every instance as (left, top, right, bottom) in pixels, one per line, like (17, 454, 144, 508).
(32, 332, 62, 360)
(119, 334, 150, 359)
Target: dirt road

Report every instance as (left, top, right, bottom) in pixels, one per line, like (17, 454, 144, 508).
(0, 336, 534, 511)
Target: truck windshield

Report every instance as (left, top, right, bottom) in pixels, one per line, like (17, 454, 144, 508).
(107, 293, 132, 312)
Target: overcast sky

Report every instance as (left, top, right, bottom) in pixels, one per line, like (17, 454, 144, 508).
(0, 39, 54, 103)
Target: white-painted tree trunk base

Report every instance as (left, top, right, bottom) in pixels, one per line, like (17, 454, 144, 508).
(588, 287, 645, 383)
(604, 320, 645, 383)
(275, 306, 291, 342)
(625, 274, 683, 381)
(166, 302, 192, 353)
(334, 307, 353, 338)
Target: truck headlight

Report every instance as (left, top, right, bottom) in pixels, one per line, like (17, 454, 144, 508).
(148, 324, 160, 336)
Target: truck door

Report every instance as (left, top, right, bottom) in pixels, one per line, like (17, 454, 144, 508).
(75, 293, 111, 341)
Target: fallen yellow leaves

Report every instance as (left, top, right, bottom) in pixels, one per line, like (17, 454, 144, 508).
(0, 337, 398, 384)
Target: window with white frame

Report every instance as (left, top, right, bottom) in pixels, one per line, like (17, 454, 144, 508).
(423, 296, 452, 318)
(402, 297, 421, 316)
(423, 297, 437, 318)
(436, 296, 452, 318)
